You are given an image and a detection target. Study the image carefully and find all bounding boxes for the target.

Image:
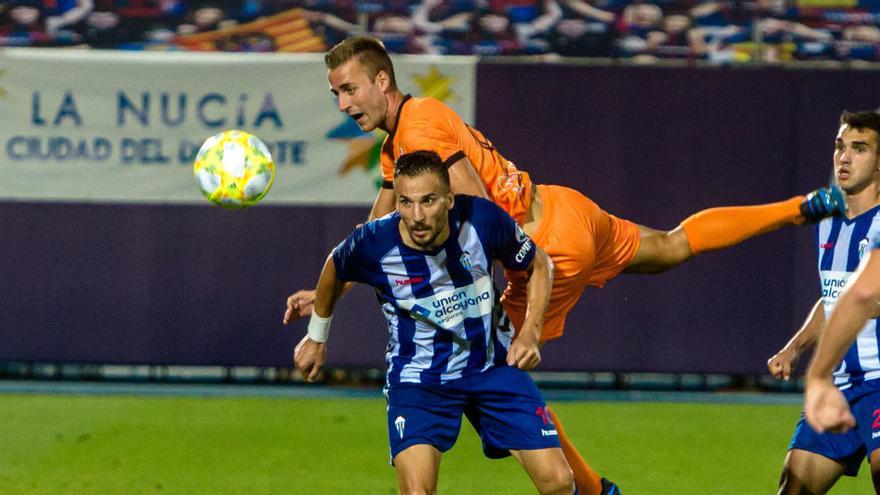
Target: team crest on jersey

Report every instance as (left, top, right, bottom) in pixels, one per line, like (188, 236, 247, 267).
(859, 237, 870, 259)
(460, 252, 472, 271)
(395, 416, 406, 438)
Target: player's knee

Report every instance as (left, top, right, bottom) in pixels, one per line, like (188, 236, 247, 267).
(777, 465, 822, 495)
(535, 464, 574, 495)
(627, 228, 693, 274)
(869, 450, 880, 490)
(656, 228, 694, 267)
(396, 467, 437, 495)
(777, 466, 796, 495)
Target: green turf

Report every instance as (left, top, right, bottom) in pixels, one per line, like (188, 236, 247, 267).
(0, 393, 872, 494)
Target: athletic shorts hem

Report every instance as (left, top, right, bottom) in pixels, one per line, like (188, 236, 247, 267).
(390, 438, 449, 466)
(787, 445, 861, 478)
(483, 439, 561, 459)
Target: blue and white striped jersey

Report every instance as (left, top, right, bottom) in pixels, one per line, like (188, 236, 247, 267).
(817, 205, 880, 389)
(332, 195, 536, 387)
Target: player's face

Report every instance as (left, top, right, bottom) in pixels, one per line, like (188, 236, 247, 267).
(395, 173, 454, 251)
(834, 124, 880, 195)
(328, 58, 389, 132)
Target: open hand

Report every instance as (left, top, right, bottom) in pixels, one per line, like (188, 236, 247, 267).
(283, 290, 317, 324)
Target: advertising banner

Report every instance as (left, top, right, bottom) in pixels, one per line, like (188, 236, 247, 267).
(0, 49, 477, 205)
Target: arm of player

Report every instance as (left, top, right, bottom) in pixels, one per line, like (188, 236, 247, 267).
(292, 254, 346, 382)
(448, 157, 490, 199)
(283, 289, 318, 323)
(805, 251, 880, 432)
(369, 187, 396, 221)
(767, 298, 824, 381)
(283, 283, 355, 323)
(507, 246, 553, 370)
(282, 189, 396, 322)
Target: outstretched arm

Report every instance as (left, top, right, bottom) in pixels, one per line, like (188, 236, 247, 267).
(506, 246, 553, 370)
(289, 254, 346, 382)
(284, 189, 395, 322)
(767, 298, 824, 381)
(805, 251, 880, 432)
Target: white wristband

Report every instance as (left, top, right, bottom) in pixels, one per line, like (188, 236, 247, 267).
(307, 313, 332, 343)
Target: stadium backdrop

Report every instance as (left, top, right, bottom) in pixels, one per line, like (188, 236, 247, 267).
(0, 48, 878, 374)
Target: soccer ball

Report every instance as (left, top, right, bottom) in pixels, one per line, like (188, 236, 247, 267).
(193, 130, 275, 209)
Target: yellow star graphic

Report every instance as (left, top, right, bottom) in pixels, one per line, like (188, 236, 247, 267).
(412, 66, 456, 103)
(0, 69, 6, 98)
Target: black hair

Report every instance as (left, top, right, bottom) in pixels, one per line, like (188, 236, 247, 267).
(393, 150, 450, 191)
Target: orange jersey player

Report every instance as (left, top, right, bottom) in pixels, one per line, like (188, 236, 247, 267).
(378, 96, 533, 223)
(284, 36, 846, 495)
(377, 95, 640, 341)
(369, 90, 842, 343)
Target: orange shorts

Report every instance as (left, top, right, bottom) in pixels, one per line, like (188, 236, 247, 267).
(502, 185, 641, 341)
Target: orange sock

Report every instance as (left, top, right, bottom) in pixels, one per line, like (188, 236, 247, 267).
(548, 407, 603, 495)
(681, 196, 805, 254)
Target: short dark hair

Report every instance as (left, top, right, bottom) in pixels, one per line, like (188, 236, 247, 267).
(394, 151, 450, 191)
(841, 111, 880, 149)
(324, 36, 397, 90)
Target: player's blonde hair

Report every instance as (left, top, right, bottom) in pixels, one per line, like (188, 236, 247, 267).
(325, 36, 398, 90)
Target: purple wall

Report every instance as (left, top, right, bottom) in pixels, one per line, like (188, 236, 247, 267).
(476, 64, 880, 372)
(3, 64, 879, 374)
(0, 203, 388, 367)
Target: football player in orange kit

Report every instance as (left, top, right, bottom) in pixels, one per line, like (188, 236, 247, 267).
(285, 36, 845, 495)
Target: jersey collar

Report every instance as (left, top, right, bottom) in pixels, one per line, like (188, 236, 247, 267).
(386, 94, 412, 143)
(842, 202, 880, 225)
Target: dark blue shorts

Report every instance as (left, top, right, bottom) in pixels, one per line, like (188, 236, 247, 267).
(385, 365, 560, 464)
(789, 383, 880, 476)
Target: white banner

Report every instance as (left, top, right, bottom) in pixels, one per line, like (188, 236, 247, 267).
(0, 49, 477, 205)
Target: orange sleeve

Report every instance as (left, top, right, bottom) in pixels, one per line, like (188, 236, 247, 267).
(397, 100, 466, 168)
(391, 97, 531, 223)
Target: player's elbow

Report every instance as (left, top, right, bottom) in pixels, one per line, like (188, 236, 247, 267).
(847, 281, 880, 310)
(529, 247, 553, 280)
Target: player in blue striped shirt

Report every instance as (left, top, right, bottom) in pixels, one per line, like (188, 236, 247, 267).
(767, 110, 880, 494)
(286, 150, 576, 494)
(806, 229, 880, 427)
